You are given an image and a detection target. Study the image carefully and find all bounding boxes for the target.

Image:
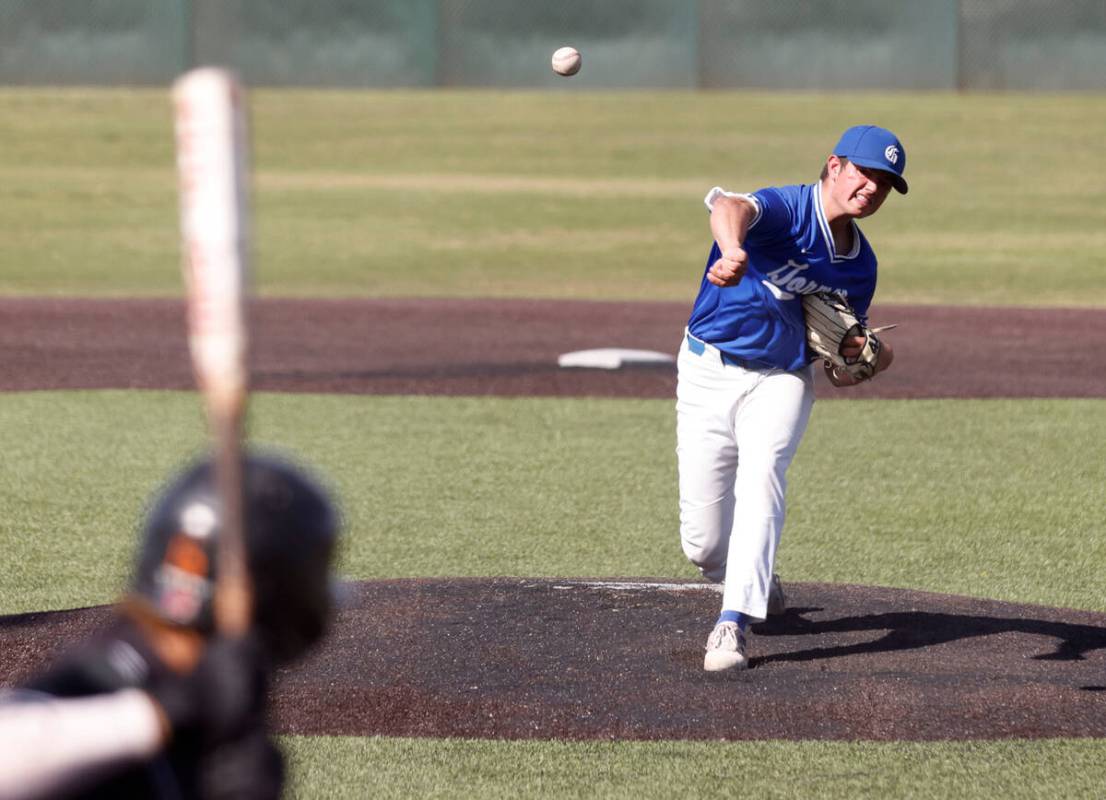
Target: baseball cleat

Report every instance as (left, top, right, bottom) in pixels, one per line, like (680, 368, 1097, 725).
(767, 573, 786, 616)
(704, 621, 748, 672)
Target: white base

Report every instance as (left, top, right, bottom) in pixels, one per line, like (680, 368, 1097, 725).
(557, 348, 675, 370)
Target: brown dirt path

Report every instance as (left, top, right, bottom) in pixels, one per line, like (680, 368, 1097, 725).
(3, 579, 1105, 741)
(2, 298, 1105, 397)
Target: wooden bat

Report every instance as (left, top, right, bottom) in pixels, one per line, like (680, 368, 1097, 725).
(172, 68, 252, 637)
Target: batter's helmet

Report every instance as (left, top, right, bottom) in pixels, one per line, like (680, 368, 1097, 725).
(129, 452, 340, 663)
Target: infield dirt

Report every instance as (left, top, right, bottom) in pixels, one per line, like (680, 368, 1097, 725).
(3, 297, 1106, 398)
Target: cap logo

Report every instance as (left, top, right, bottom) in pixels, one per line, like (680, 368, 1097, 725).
(884, 145, 900, 165)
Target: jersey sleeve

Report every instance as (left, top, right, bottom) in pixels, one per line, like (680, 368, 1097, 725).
(743, 186, 798, 244)
(703, 186, 762, 226)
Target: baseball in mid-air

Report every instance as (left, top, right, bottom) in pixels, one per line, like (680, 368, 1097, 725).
(551, 46, 581, 77)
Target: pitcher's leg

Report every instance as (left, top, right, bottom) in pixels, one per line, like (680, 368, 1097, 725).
(675, 347, 739, 584)
(720, 368, 814, 618)
(676, 401, 738, 582)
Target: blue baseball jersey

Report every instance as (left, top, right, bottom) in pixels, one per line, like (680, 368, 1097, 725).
(688, 183, 879, 371)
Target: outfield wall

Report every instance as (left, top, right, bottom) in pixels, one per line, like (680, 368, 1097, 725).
(1, 0, 1104, 90)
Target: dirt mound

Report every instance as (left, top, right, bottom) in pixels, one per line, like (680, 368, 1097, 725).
(4, 579, 1105, 741)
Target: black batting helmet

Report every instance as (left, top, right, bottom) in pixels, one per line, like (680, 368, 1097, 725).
(129, 452, 340, 663)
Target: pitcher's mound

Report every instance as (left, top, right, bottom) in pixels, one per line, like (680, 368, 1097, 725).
(4, 578, 1106, 741)
(269, 578, 1106, 741)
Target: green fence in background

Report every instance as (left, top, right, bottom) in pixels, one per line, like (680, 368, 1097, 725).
(1, 0, 1104, 90)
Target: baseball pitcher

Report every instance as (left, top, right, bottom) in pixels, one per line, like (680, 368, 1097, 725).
(676, 125, 906, 674)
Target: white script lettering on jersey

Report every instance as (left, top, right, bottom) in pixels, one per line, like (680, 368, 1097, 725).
(762, 260, 844, 301)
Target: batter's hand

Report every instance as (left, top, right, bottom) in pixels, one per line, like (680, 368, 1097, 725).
(706, 246, 748, 287)
(149, 634, 267, 745)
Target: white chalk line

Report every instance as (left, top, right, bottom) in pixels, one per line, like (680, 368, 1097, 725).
(548, 580, 721, 593)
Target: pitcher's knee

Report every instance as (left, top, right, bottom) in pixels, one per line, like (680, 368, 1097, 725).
(681, 537, 726, 583)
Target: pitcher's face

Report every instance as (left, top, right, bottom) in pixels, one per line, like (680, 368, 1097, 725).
(828, 157, 893, 219)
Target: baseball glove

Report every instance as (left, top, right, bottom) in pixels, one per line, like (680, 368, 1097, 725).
(801, 291, 885, 381)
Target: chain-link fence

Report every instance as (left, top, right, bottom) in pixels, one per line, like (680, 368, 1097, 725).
(1, 0, 1104, 90)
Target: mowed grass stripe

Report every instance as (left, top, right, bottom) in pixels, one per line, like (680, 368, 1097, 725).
(1, 392, 1102, 615)
(1, 89, 1103, 305)
(281, 737, 1106, 800)
(2, 165, 717, 200)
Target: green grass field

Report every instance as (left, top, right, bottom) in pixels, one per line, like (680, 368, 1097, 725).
(1, 89, 1105, 798)
(2, 392, 1104, 615)
(282, 737, 1106, 800)
(1, 89, 1104, 304)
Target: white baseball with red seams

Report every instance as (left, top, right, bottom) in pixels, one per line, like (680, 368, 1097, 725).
(551, 46, 581, 76)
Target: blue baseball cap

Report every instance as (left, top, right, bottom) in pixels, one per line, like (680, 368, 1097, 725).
(833, 125, 908, 194)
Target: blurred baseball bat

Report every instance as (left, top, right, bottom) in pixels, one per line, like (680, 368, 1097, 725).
(172, 68, 252, 637)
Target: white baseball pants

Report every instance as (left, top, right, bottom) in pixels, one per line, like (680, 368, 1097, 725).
(676, 332, 814, 620)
